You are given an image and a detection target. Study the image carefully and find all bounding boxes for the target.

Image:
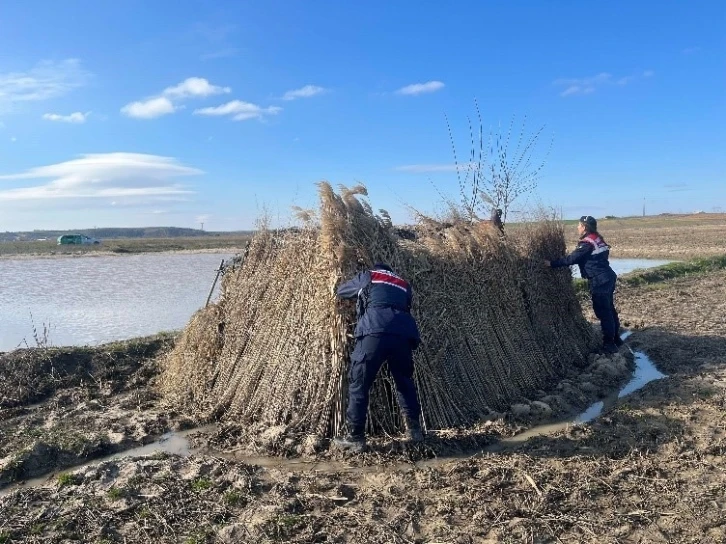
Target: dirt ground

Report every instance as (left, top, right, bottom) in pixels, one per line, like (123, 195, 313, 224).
(2, 271, 726, 542)
(0, 335, 196, 489)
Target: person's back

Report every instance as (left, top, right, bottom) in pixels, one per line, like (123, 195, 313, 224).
(334, 263, 423, 452)
(354, 267, 419, 340)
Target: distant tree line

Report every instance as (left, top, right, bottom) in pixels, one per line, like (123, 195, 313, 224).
(0, 227, 254, 242)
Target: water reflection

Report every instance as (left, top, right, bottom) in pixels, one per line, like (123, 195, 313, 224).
(0, 253, 233, 351)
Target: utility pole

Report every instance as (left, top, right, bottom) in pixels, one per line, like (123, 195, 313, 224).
(642, 197, 646, 218)
(200, 222, 204, 231)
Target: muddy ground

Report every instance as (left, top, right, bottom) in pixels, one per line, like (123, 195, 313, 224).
(0, 335, 197, 489)
(1, 271, 726, 542)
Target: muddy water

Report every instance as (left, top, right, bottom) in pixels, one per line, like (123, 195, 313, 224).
(0, 336, 668, 497)
(0, 252, 234, 351)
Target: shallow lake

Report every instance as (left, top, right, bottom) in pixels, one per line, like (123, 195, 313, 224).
(571, 258, 673, 278)
(0, 255, 671, 352)
(0, 252, 233, 352)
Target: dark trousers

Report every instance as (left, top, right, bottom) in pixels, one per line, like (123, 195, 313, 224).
(591, 276, 620, 342)
(346, 334, 421, 435)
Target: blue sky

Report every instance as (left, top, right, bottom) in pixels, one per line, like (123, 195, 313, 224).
(0, 1, 723, 231)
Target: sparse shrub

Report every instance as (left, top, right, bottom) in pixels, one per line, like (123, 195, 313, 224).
(106, 486, 124, 500)
(224, 490, 245, 506)
(191, 478, 213, 492)
(56, 473, 78, 487)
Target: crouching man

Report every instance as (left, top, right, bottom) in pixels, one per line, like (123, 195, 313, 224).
(333, 263, 424, 453)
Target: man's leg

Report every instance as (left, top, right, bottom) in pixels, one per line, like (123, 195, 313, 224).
(386, 336, 423, 441)
(592, 291, 617, 353)
(611, 285, 623, 345)
(335, 336, 385, 451)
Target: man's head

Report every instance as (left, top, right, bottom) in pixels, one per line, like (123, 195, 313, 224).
(373, 262, 393, 272)
(578, 215, 597, 236)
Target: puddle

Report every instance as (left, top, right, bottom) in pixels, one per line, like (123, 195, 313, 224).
(0, 426, 214, 498)
(1, 335, 668, 496)
(485, 332, 666, 448)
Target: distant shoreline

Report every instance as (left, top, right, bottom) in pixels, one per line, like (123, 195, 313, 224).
(0, 245, 246, 261)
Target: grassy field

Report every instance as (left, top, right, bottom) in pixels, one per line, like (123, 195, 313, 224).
(0, 234, 252, 258)
(2, 213, 724, 260)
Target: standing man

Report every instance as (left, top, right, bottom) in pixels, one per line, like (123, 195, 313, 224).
(333, 263, 424, 453)
(545, 215, 622, 354)
(491, 208, 504, 234)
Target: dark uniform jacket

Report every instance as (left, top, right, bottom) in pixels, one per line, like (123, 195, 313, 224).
(551, 233, 617, 292)
(336, 268, 420, 344)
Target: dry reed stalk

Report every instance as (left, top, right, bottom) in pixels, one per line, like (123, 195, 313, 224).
(160, 183, 593, 447)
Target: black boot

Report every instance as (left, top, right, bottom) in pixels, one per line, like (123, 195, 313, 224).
(613, 334, 624, 347)
(602, 339, 618, 354)
(332, 432, 366, 453)
(404, 418, 424, 443)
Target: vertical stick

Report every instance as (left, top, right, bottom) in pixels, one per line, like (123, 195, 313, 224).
(205, 259, 225, 307)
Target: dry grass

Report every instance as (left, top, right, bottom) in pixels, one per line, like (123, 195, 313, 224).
(161, 183, 593, 450)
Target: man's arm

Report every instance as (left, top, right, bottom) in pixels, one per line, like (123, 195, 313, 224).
(336, 271, 370, 300)
(550, 241, 593, 268)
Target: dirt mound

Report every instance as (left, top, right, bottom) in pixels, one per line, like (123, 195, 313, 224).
(0, 336, 186, 488)
(0, 334, 175, 409)
(162, 183, 594, 447)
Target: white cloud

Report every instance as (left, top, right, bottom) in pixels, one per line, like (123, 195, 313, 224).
(42, 111, 90, 123)
(200, 48, 240, 60)
(194, 100, 282, 121)
(396, 81, 445, 96)
(0, 59, 90, 109)
(554, 71, 653, 97)
(195, 214, 210, 224)
(554, 73, 612, 96)
(163, 77, 230, 98)
(121, 97, 175, 119)
(0, 152, 200, 202)
(282, 85, 326, 101)
(121, 77, 230, 119)
(192, 23, 237, 43)
(395, 164, 460, 173)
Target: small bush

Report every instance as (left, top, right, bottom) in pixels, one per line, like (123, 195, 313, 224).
(191, 478, 213, 492)
(56, 473, 78, 487)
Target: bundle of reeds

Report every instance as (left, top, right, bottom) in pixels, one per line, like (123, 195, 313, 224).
(161, 183, 592, 443)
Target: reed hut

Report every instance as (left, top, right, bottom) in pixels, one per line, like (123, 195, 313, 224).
(162, 183, 592, 444)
